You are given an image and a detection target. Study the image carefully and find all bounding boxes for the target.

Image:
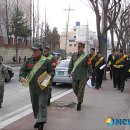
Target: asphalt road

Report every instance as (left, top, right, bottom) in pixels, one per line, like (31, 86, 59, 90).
(0, 66, 71, 123)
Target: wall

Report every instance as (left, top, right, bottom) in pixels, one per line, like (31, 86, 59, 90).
(0, 47, 32, 63)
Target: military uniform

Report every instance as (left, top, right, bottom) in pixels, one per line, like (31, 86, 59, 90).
(125, 55, 130, 80)
(0, 57, 8, 108)
(68, 52, 90, 104)
(107, 54, 117, 88)
(45, 54, 56, 104)
(19, 43, 54, 129)
(95, 56, 106, 89)
(89, 53, 97, 86)
(114, 54, 127, 92)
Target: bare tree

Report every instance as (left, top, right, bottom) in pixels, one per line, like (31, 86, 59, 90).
(88, 0, 121, 57)
(114, 4, 130, 52)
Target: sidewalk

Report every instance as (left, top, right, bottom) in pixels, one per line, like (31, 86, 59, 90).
(6, 63, 23, 67)
(1, 78, 130, 130)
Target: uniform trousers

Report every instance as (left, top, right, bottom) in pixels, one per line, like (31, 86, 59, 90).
(95, 69, 104, 88)
(72, 80, 86, 103)
(30, 93, 48, 123)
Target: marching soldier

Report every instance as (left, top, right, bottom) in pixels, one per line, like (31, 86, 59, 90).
(68, 42, 91, 111)
(95, 52, 106, 89)
(0, 56, 8, 108)
(43, 47, 56, 105)
(89, 48, 97, 86)
(113, 49, 127, 92)
(107, 50, 115, 80)
(19, 43, 54, 130)
(125, 52, 130, 80)
(107, 50, 118, 88)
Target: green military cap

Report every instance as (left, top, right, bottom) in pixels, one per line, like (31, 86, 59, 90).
(32, 42, 43, 50)
(78, 42, 85, 47)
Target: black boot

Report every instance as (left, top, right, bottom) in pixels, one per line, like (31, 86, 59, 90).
(38, 122, 44, 130)
(117, 88, 120, 90)
(120, 88, 124, 92)
(77, 102, 81, 111)
(34, 122, 40, 128)
(47, 98, 50, 106)
(0, 103, 2, 108)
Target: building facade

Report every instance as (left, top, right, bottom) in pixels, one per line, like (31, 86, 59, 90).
(60, 22, 98, 55)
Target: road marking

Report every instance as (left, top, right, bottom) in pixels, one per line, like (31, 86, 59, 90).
(0, 105, 31, 122)
(0, 89, 73, 129)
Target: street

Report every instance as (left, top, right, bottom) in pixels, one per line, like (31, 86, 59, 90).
(0, 66, 71, 123)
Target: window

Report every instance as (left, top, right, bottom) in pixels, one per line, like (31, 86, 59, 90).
(69, 39, 75, 42)
(74, 36, 76, 38)
(74, 44, 76, 47)
(69, 44, 72, 46)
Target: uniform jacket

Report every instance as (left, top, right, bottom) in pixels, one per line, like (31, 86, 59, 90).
(0, 64, 8, 86)
(107, 54, 115, 67)
(95, 57, 106, 70)
(113, 55, 127, 70)
(19, 56, 54, 95)
(89, 53, 97, 69)
(68, 52, 91, 80)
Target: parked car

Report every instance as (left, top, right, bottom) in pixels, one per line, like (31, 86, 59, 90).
(4, 64, 14, 82)
(53, 59, 72, 86)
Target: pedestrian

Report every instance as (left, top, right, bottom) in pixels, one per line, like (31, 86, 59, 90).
(56, 53, 62, 62)
(107, 50, 115, 80)
(113, 49, 127, 92)
(126, 52, 130, 80)
(18, 56, 21, 63)
(68, 42, 91, 111)
(107, 50, 118, 88)
(19, 43, 54, 130)
(12, 56, 16, 63)
(0, 56, 8, 108)
(24, 56, 27, 62)
(89, 48, 97, 86)
(95, 52, 106, 89)
(43, 46, 56, 105)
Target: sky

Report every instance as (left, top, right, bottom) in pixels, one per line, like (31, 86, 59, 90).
(34, 0, 96, 34)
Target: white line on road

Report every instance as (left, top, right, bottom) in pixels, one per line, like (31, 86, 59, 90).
(0, 89, 73, 129)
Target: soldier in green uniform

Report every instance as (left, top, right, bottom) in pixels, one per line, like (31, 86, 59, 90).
(43, 47, 56, 105)
(113, 49, 127, 92)
(0, 56, 8, 108)
(19, 43, 54, 130)
(68, 42, 91, 111)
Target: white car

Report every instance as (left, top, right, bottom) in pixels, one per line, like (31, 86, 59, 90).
(53, 59, 72, 86)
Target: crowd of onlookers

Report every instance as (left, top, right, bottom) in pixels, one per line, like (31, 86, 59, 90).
(12, 56, 27, 63)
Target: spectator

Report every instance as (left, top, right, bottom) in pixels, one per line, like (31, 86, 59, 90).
(24, 56, 27, 62)
(12, 56, 16, 63)
(18, 56, 22, 63)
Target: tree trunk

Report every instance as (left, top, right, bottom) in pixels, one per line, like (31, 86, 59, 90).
(15, 36, 18, 63)
(110, 28, 115, 50)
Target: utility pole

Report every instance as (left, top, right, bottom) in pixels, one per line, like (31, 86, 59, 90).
(30, 0, 32, 45)
(36, 0, 39, 41)
(44, 7, 47, 47)
(33, 0, 35, 45)
(15, 0, 19, 63)
(64, 5, 74, 54)
(5, 0, 9, 44)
